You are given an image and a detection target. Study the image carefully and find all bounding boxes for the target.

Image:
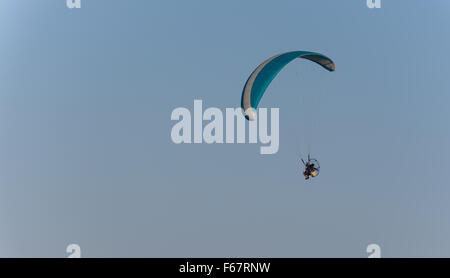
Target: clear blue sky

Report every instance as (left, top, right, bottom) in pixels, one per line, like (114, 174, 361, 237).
(1, 0, 450, 257)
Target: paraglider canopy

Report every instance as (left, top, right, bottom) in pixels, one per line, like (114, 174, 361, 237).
(241, 51, 335, 120)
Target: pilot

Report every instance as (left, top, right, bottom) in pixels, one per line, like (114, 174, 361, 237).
(303, 163, 315, 180)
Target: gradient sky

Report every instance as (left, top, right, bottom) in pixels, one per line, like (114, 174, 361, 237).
(1, 0, 450, 257)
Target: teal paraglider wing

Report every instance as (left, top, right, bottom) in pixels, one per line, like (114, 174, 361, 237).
(241, 51, 335, 120)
